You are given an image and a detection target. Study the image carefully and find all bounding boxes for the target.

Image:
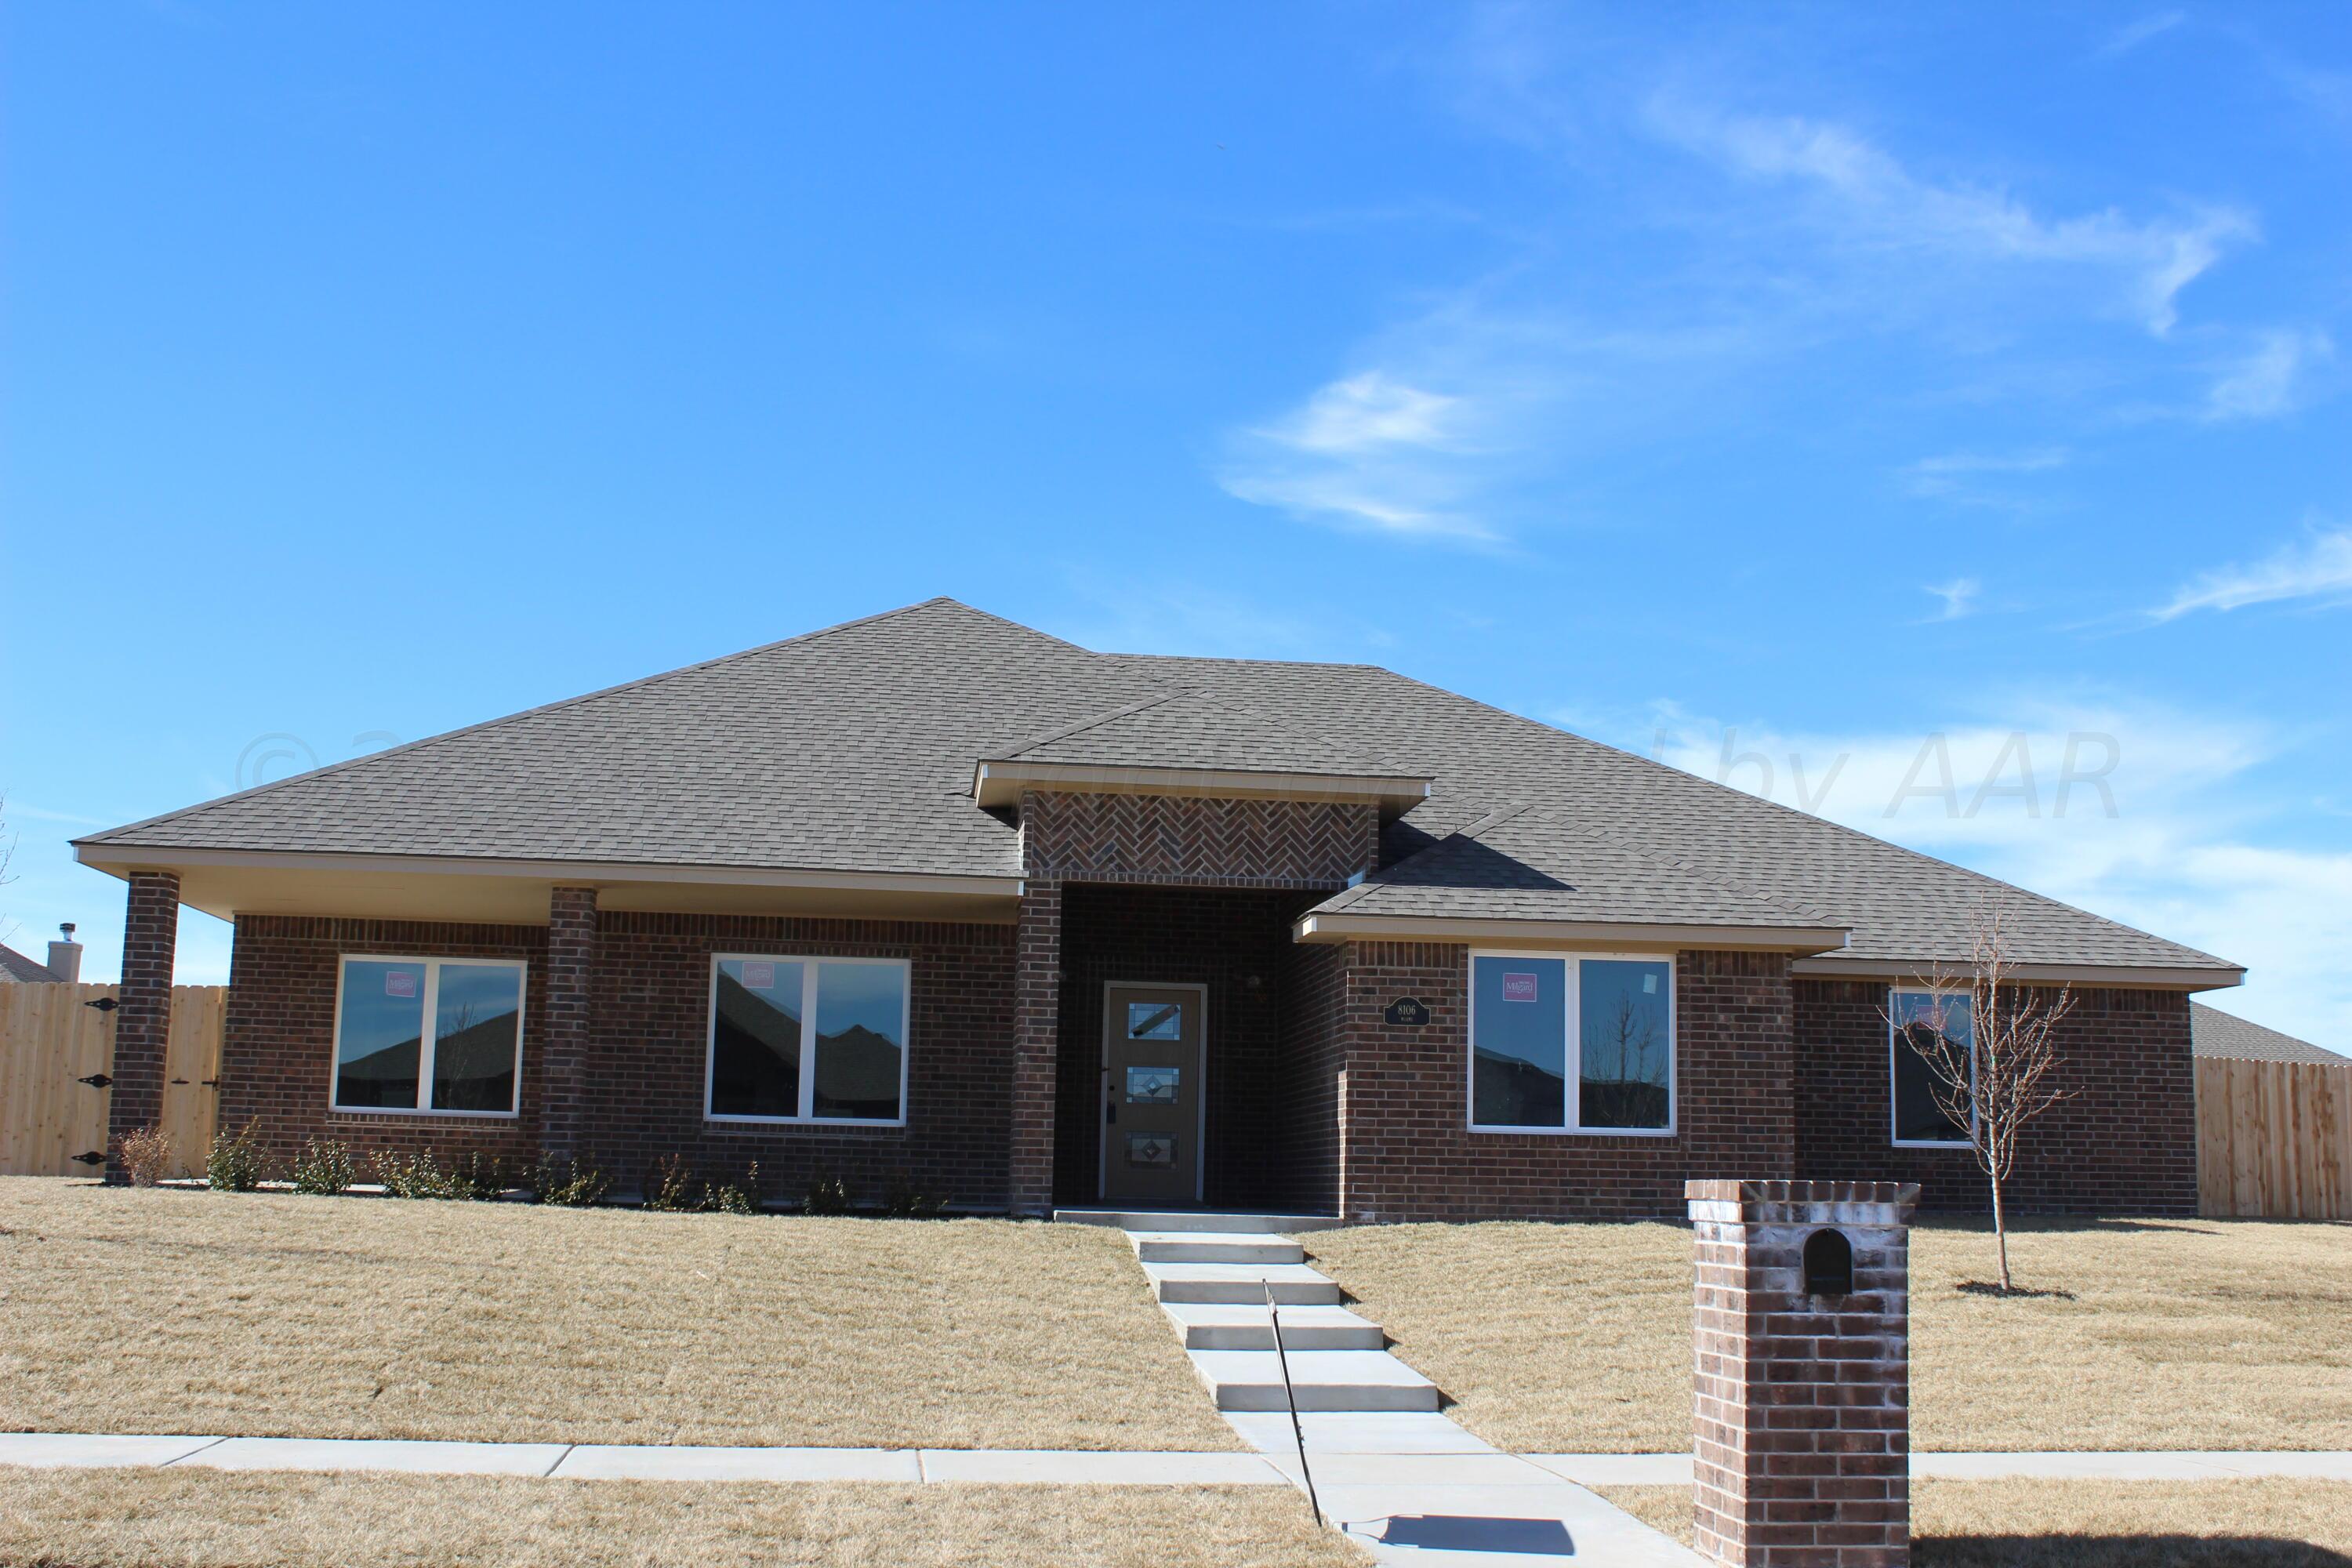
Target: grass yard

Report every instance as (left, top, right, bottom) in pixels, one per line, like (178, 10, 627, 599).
(0, 1178, 1240, 1451)
(1306, 1216, 2352, 1454)
(0, 1467, 1363, 1568)
(1599, 1480, 2352, 1566)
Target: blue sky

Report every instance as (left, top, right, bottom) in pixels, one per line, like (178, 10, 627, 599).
(3, 3, 2347, 1043)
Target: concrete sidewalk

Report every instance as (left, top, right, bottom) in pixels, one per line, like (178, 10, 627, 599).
(5, 1430, 2343, 1486)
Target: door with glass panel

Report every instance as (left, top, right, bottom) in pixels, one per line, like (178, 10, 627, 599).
(1100, 983, 1205, 1204)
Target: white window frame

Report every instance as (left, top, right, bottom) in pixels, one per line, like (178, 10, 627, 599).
(704, 953, 912, 1128)
(1465, 949, 1677, 1138)
(329, 954, 527, 1119)
(1888, 986, 1977, 1149)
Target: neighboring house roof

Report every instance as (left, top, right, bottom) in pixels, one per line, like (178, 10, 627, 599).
(77, 597, 2240, 979)
(0, 942, 60, 982)
(2190, 1003, 2345, 1065)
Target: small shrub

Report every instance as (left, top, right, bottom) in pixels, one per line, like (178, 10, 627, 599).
(707, 1162, 761, 1216)
(803, 1166, 852, 1216)
(881, 1174, 943, 1219)
(643, 1152, 699, 1213)
(372, 1148, 452, 1200)
(447, 1152, 509, 1201)
(115, 1124, 176, 1188)
(531, 1153, 611, 1207)
(290, 1138, 356, 1196)
(205, 1120, 267, 1192)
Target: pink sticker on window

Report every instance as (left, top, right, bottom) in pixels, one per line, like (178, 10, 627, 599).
(742, 961, 775, 990)
(1501, 972, 1538, 1004)
(385, 971, 417, 999)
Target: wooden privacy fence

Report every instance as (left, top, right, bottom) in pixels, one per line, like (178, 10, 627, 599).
(0, 983, 227, 1178)
(2198, 1056, 2352, 1221)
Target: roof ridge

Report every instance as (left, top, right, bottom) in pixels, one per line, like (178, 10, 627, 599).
(77, 597, 981, 848)
(983, 682, 1412, 775)
(1111, 651, 1389, 673)
(985, 688, 1192, 760)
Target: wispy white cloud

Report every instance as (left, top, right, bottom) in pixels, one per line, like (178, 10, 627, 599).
(1923, 577, 1982, 620)
(1902, 447, 2070, 508)
(2100, 10, 2187, 57)
(1259, 372, 1468, 456)
(2, 801, 114, 828)
(2153, 524, 2352, 619)
(1220, 366, 1512, 545)
(1653, 105, 2256, 336)
(2204, 327, 2334, 420)
(1630, 693, 2350, 1042)
(1653, 105, 2252, 339)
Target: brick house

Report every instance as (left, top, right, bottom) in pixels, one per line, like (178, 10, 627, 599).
(75, 599, 2241, 1218)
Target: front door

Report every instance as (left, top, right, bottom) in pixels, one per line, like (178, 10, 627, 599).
(1100, 983, 1205, 1204)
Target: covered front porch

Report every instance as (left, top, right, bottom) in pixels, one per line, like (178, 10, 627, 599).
(1047, 883, 1338, 1214)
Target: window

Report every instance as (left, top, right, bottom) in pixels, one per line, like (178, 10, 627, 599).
(1889, 989, 1974, 1146)
(1468, 953, 1674, 1134)
(332, 956, 525, 1116)
(707, 955, 909, 1125)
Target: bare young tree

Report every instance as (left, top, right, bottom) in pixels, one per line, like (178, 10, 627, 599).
(1887, 904, 2077, 1294)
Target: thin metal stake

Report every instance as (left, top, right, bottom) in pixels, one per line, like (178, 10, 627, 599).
(1265, 1279, 1323, 1526)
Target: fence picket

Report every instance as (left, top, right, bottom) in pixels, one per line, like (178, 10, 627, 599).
(2197, 1057, 2352, 1221)
(0, 982, 223, 1176)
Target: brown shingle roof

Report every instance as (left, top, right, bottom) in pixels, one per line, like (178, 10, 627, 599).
(79, 597, 2237, 974)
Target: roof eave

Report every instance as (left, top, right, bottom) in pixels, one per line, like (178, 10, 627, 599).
(1290, 911, 1853, 954)
(72, 842, 1027, 925)
(1791, 953, 2245, 991)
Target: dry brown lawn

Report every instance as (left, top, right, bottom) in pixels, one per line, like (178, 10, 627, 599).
(0, 1178, 1238, 1450)
(1306, 1216, 2352, 1453)
(0, 1466, 1363, 1568)
(1600, 1480, 2352, 1565)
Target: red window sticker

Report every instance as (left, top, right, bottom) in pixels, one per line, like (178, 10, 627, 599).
(1501, 971, 1539, 1004)
(385, 971, 417, 999)
(742, 961, 775, 990)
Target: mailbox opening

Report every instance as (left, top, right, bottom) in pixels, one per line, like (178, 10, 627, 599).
(1802, 1227, 1854, 1297)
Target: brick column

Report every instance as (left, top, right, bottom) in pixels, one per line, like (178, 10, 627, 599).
(1007, 880, 1062, 1215)
(105, 871, 180, 1181)
(1687, 1179, 1918, 1568)
(538, 885, 599, 1163)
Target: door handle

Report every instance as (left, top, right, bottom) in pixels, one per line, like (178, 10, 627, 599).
(1105, 1101, 1116, 1124)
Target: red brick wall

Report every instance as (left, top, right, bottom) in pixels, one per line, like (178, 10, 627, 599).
(220, 915, 550, 1169)
(1277, 941, 1349, 1214)
(105, 871, 181, 1181)
(1048, 884, 1313, 1208)
(1008, 881, 1062, 1214)
(1335, 945, 1798, 1222)
(1792, 978, 2197, 1214)
(221, 910, 1017, 1208)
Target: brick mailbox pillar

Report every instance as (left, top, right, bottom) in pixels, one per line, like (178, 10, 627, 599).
(1687, 1179, 1919, 1568)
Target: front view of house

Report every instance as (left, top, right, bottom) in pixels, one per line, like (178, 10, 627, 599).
(78, 599, 2241, 1218)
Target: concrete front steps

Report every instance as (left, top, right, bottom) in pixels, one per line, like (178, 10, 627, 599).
(1054, 1207, 1344, 1234)
(1093, 1218, 1443, 1416)
(1162, 1303, 1385, 1351)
